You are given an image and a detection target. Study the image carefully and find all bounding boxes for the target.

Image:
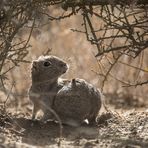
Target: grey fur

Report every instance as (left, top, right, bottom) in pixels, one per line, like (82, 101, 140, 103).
(29, 55, 102, 126)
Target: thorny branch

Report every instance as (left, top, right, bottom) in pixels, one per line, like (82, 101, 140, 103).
(79, 4, 148, 88)
(0, 0, 148, 93)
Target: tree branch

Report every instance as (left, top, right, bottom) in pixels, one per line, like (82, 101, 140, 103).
(61, 0, 148, 10)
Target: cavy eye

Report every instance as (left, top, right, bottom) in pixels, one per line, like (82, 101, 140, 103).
(43, 61, 51, 67)
(60, 63, 67, 67)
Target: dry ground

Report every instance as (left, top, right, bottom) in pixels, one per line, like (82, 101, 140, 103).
(0, 105, 148, 148)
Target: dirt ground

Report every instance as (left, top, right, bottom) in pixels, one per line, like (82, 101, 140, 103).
(0, 103, 148, 148)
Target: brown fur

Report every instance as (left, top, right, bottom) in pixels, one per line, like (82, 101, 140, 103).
(29, 55, 102, 126)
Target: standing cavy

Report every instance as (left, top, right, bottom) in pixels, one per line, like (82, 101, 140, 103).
(29, 55, 102, 126)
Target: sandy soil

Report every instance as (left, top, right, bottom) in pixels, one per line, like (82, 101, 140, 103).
(0, 107, 148, 148)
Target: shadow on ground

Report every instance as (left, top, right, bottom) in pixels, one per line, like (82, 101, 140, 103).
(1, 110, 148, 147)
(13, 117, 98, 147)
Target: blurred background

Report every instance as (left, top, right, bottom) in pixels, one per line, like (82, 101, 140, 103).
(0, 2, 148, 116)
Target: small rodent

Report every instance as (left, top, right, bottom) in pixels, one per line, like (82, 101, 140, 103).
(29, 55, 69, 121)
(29, 55, 102, 126)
